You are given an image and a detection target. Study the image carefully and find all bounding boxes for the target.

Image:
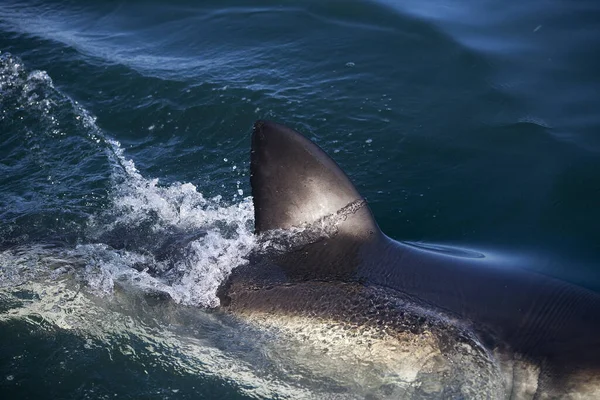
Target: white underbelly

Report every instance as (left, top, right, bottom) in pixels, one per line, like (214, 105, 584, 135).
(234, 309, 507, 399)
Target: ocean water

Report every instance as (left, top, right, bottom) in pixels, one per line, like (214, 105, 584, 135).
(1, 0, 599, 398)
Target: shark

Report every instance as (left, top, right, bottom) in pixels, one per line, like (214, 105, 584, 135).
(216, 120, 600, 399)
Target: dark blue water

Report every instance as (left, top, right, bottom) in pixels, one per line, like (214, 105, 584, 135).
(1, 1, 599, 398)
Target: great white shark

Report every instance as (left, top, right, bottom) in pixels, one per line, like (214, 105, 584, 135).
(216, 120, 600, 399)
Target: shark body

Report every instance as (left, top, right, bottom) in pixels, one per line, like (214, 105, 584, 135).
(217, 120, 600, 399)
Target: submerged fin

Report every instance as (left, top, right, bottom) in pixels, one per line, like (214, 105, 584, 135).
(251, 120, 379, 239)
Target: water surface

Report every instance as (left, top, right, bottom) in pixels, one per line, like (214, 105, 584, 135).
(1, 0, 599, 398)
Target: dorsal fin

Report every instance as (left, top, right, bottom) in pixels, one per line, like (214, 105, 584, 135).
(251, 120, 380, 239)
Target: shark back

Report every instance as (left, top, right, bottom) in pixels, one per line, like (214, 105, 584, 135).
(219, 120, 600, 399)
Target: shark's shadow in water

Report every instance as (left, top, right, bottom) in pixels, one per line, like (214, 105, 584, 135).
(218, 120, 600, 399)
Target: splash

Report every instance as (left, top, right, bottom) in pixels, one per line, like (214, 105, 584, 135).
(90, 137, 256, 307)
(0, 52, 256, 308)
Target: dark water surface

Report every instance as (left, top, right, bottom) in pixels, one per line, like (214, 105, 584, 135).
(1, 0, 599, 398)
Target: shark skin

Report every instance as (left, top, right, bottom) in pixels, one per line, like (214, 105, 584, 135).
(217, 120, 600, 399)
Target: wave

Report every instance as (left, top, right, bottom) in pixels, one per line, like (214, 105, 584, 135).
(0, 52, 256, 308)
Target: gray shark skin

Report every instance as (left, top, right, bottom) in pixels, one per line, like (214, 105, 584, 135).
(217, 120, 600, 399)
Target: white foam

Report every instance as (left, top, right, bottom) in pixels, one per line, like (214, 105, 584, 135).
(94, 138, 256, 307)
(1, 53, 256, 308)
